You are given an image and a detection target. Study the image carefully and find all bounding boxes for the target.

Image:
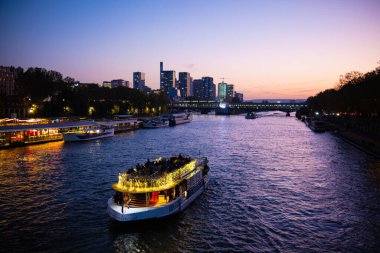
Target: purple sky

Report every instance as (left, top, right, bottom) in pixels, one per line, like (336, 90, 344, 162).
(1, 0, 379, 99)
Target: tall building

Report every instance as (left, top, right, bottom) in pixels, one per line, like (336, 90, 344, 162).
(178, 72, 191, 98)
(218, 82, 227, 101)
(227, 84, 234, 100)
(133, 72, 145, 91)
(202, 76, 216, 100)
(190, 77, 194, 96)
(0, 66, 22, 97)
(234, 92, 244, 102)
(193, 79, 203, 100)
(160, 62, 177, 99)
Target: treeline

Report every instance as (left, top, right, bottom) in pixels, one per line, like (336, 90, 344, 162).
(14, 67, 169, 117)
(306, 64, 380, 116)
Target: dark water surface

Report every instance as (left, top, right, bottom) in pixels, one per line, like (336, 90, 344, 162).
(1, 114, 380, 252)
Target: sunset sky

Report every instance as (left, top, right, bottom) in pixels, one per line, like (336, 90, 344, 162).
(1, 0, 379, 99)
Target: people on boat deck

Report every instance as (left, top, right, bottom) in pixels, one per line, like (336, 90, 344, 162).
(125, 155, 192, 177)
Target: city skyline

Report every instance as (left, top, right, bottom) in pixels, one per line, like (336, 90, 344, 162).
(1, 0, 379, 99)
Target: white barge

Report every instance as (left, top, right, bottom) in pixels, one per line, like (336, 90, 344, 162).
(62, 126, 114, 142)
(107, 155, 210, 222)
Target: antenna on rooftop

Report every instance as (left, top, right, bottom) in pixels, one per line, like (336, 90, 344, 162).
(219, 77, 230, 83)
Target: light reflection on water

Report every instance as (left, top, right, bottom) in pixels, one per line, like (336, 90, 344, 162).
(1, 114, 379, 252)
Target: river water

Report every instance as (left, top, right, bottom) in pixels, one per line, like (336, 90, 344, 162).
(1, 113, 380, 252)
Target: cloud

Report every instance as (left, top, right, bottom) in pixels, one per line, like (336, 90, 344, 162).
(184, 63, 195, 69)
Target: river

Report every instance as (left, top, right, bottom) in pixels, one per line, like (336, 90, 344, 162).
(1, 113, 380, 252)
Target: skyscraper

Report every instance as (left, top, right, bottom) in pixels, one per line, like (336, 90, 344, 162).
(178, 72, 191, 98)
(227, 84, 234, 100)
(160, 62, 177, 99)
(218, 82, 227, 101)
(193, 79, 203, 100)
(202, 76, 216, 100)
(133, 72, 145, 91)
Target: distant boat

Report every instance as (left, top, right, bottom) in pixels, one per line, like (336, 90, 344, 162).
(96, 119, 141, 133)
(162, 112, 192, 126)
(62, 126, 114, 142)
(245, 112, 257, 119)
(107, 155, 210, 222)
(305, 118, 326, 133)
(142, 117, 169, 128)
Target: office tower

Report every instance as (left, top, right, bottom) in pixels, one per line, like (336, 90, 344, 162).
(133, 72, 146, 91)
(161, 71, 176, 91)
(178, 72, 191, 98)
(218, 82, 227, 101)
(227, 84, 234, 100)
(193, 79, 203, 100)
(160, 62, 177, 99)
(202, 76, 216, 100)
(190, 77, 194, 96)
(234, 92, 244, 102)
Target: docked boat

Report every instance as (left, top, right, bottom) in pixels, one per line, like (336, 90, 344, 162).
(142, 118, 169, 128)
(162, 112, 192, 126)
(95, 119, 141, 133)
(107, 155, 210, 222)
(245, 112, 257, 119)
(62, 126, 114, 141)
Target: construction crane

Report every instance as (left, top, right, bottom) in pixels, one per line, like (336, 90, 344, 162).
(219, 77, 230, 83)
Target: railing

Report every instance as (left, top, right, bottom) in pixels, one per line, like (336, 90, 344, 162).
(25, 134, 63, 143)
(114, 160, 198, 193)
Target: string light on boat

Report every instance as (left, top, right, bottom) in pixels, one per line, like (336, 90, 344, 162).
(113, 160, 198, 193)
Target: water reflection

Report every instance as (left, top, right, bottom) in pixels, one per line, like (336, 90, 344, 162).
(1, 115, 379, 252)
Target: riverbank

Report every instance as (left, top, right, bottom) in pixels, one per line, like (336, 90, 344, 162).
(334, 129, 380, 159)
(324, 116, 380, 159)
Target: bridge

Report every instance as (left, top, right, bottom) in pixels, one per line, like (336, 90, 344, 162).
(170, 101, 307, 115)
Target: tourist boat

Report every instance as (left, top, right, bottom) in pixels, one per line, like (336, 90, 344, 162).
(62, 126, 114, 142)
(162, 112, 192, 126)
(96, 118, 141, 133)
(107, 155, 210, 222)
(142, 117, 169, 128)
(245, 112, 257, 119)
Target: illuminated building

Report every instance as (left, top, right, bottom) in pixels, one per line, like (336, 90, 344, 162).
(178, 72, 191, 98)
(234, 92, 244, 102)
(193, 79, 203, 99)
(111, 79, 128, 88)
(133, 72, 146, 91)
(159, 62, 177, 99)
(0, 66, 22, 97)
(218, 82, 227, 101)
(202, 76, 216, 100)
(227, 84, 234, 100)
(102, 81, 112, 88)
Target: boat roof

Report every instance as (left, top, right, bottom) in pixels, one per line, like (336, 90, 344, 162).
(0, 121, 98, 133)
(112, 157, 199, 193)
(95, 119, 141, 127)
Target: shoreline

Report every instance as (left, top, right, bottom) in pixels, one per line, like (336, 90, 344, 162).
(333, 129, 380, 159)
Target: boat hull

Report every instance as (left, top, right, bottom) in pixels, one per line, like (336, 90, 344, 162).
(107, 175, 209, 222)
(63, 129, 114, 142)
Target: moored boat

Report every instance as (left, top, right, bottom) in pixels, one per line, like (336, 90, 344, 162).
(162, 112, 192, 126)
(62, 126, 114, 141)
(107, 155, 210, 222)
(245, 112, 257, 119)
(142, 117, 169, 128)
